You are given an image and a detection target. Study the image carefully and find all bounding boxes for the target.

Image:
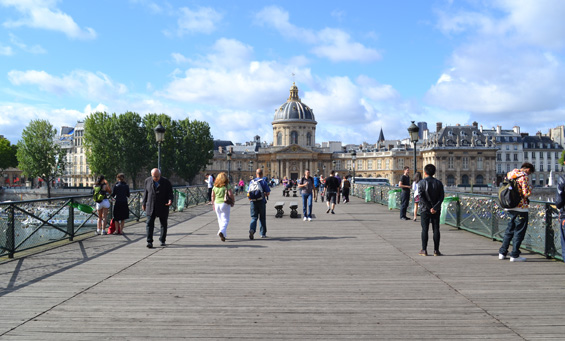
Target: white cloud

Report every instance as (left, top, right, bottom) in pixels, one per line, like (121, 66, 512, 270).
(428, 1, 565, 116)
(176, 6, 222, 36)
(9, 33, 46, 54)
(171, 52, 191, 64)
(8, 70, 128, 101)
(0, 43, 13, 55)
(255, 6, 379, 63)
(0, 0, 96, 39)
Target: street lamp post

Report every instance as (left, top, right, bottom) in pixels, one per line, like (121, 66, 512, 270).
(351, 150, 357, 191)
(227, 151, 232, 184)
(408, 121, 420, 176)
(154, 122, 166, 170)
(249, 160, 253, 178)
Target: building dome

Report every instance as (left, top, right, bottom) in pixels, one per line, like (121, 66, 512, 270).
(273, 83, 316, 123)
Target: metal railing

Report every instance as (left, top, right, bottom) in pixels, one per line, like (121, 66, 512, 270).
(352, 184, 563, 261)
(0, 185, 208, 258)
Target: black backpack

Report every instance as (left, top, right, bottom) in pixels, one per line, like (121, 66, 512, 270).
(498, 176, 523, 209)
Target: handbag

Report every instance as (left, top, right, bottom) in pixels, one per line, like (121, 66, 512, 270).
(224, 188, 234, 207)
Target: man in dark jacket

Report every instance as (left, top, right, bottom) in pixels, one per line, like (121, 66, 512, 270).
(418, 164, 445, 256)
(142, 168, 174, 248)
(555, 161, 565, 262)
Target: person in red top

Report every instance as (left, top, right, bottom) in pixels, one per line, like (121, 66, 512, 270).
(498, 162, 535, 262)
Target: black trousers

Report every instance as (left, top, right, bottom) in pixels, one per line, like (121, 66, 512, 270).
(400, 190, 410, 218)
(421, 210, 440, 251)
(146, 213, 168, 244)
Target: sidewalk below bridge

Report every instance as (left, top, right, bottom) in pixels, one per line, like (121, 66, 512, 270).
(0, 187, 564, 340)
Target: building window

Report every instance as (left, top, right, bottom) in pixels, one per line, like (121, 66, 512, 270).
(346, 160, 352, 169)
(462, 175, 469, 185)
(306, 132, 312, 146)
(532, 152, 536, 159)
(385, 159, 390, 170)
(336, 160, 342, 170)
(448, 157, 454, 169)
(398, 158, 404, 169)
(497, 154, 502, 161)
(506, 154, 511, 161)
(524, 153, 528, 160)
(377, 159, 382, 170)
(357, 160, 363, 170)
(290, 131, 298, 145)
(540, 165, 544, 172)
(277, 132, 282, 145)
(513, 154, 518, 161)
(476, 175, 484, 185)
(540, 152, 544, 159)
(447, 175, 455, 186)
(514, 145, 518, 150)
(506, 145, 510, 150)
(497, 164, 502, 174)
(462, 157, 469, 169)
(367, 160, 373, 170)
(477, 157, 483, 170)
(506, 164, 511, 172)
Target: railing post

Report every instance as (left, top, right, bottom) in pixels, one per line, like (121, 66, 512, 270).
(135, 193, 141, 221)
(545, 203, 555, 259)
(67, 198, 75, 241)
(7, 204, 15, 259)
(491, 201, 498, 241)
(456, 199, 461, 229)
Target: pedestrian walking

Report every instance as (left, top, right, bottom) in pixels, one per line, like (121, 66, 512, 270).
(211, 172, 234, 242)
(248, 168, 270, 239)
(412, 172, 422, 221)
(205, 173, 214, 204)
(313, 174, 320, 202)
(94, 175, 111, 235)
(498, 162, 535, 262)
(319, 175, 325, 202)
(555, 159, 565, 263)
(297, 169, 314, 221)
(342, 176, 351, 203)
(399, 166, 411, 220)
(418, 164, 444, 256)
(142, 168, 173, 248)
(324, 170, 340, 214)
(111, 173, 130, 234)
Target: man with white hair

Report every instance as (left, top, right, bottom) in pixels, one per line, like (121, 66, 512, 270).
(142, 168, 174, 248)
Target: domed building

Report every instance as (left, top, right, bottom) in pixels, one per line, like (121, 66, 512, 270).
(272, 82, 317, 148)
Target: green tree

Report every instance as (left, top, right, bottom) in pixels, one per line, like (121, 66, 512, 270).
(142, 113, 174, 178)
(560, 150, 565, 165)
(84, 112, 121, 180)
(115, 112, 150, 189)
(16, 120, 66, 198)
(173, 118, 214, 184)
(0, 137, 18, 174)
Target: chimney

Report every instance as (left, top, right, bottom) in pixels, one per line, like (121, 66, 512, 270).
(472, 121, 478, 128)
(496, 125, 501, 134)
(536, 131, 542, 137)
(480, 125, 483, 133)
(436, 122, 442, 132)
(423, 129, 429, 140)
(218, 146, 223, 153)
(513, 126, 520, 134)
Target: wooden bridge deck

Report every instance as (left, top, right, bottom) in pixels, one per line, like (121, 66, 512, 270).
(0, 188, 564, 340)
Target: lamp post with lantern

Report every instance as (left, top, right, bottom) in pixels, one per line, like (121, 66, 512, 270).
(227, 151, 232, 183)
(154, 122, 166, 170)
(407, 121, 420, 176)
(351, 150, 357, 191)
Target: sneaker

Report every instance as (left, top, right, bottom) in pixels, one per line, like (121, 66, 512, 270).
(161, 242, 167, 247)
(326, 208, 330, 214)
(219, 232, 225, 242)
(498, 253, 507, 260)
(96, 229, 100, 235)
(261, 235, 268, 238)
(101, 230, 107, 235)
(331, 210, 335, 214)
(146, 243, 153, 249)
(433, 250, 442, 256)
(510, 256, 526, 262)
(308, 217, 312, 221)
(303, 217, 307, 221)
(419, 249, 428, 256)
(249, 232, 254, 240)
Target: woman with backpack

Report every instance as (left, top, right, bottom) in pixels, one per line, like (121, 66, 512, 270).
(211, 172, 234, 242)
(94, 175, 111, 235)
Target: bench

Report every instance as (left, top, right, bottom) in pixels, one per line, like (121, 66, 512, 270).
(274, 201, 285, 218)
(289, 201, 299, 218)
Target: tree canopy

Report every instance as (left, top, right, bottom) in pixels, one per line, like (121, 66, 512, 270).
(0, 137, 18, 174)
(16, 120, 65, 198)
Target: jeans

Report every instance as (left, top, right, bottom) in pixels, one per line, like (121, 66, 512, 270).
(302, 193, 312, 218)
(421, 210, 440, 251)
(250, 200, 267, 236)
(400, 190, 410, 218)
(342, 188, 350, 203)
(499, 211, 529, 258)
(146, 213, 168, 244)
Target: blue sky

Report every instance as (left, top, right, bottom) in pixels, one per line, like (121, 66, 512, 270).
(1, 0, 564, 145)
